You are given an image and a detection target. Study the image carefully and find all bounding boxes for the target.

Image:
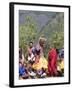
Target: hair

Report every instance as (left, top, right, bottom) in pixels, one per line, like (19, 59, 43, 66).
(29, 42, 33, 44)
(39, 36, 47, 45)
(19, 48, 22, 59)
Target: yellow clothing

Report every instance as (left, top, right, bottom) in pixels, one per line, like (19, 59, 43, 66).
(32, 57, 48, 70)
(57, 60, 64, 71)
(60, 60, 64, 70)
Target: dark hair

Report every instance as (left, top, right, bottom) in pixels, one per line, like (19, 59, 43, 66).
(19, 48, 22, 59)
(29, 42, 33, 44)
(56, 49, 59, 54)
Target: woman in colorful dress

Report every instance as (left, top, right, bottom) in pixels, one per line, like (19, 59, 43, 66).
(32, 36, 48, 77)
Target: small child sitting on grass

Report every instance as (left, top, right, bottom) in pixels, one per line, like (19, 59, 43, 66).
(19, 62, 29, 79)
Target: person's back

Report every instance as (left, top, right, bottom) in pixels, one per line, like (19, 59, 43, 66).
(48, 48, 58, 76)
(48, 48, 57, 60)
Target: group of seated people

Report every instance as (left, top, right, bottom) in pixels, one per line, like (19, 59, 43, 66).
(19, 36, 64, 80)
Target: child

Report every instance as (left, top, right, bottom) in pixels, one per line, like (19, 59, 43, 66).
(27, 42, 35, 65)
(19, 48, 25, 65)
(19, 62, 29, 79)
(27, 62, 36, 79)
(57, 48, 64, 76)
(57, 58, 64, 76)
(37, 68, 47, 78)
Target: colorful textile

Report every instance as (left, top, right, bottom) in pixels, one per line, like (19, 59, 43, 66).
(19, 66, 26, 76)
(32, 56, 48, 70)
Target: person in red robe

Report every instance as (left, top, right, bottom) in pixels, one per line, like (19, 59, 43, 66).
(48, 47, 58, 76)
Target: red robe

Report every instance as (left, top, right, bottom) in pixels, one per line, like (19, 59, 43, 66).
(48, 48, 57, 76)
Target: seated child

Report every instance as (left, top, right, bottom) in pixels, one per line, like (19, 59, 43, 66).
(27, 62, 36, 79)
(57, 59, 64, 76)
(28, 68, 36, 79)
(36, 68, 47, 78)
(19, 62, 29, 79)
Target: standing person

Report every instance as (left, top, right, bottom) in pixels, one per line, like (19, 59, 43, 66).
(27, 42, 36, 78)
(36, 36, 47, 69)
(35, 36, 46, 57)
(19, 48, 25, 65)
(48, 46, 58, 76)
(59, 47, 64, 59)
(57, 47, 64, 76)
(27, 42, 35, 65)
(33, 36, 48, 77)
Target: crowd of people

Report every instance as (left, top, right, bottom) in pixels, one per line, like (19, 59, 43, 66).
(19, 36, 64, 80)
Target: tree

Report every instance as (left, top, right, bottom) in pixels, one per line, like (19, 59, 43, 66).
(48, 31, 64, 49)
(19, 16, 39, 58)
